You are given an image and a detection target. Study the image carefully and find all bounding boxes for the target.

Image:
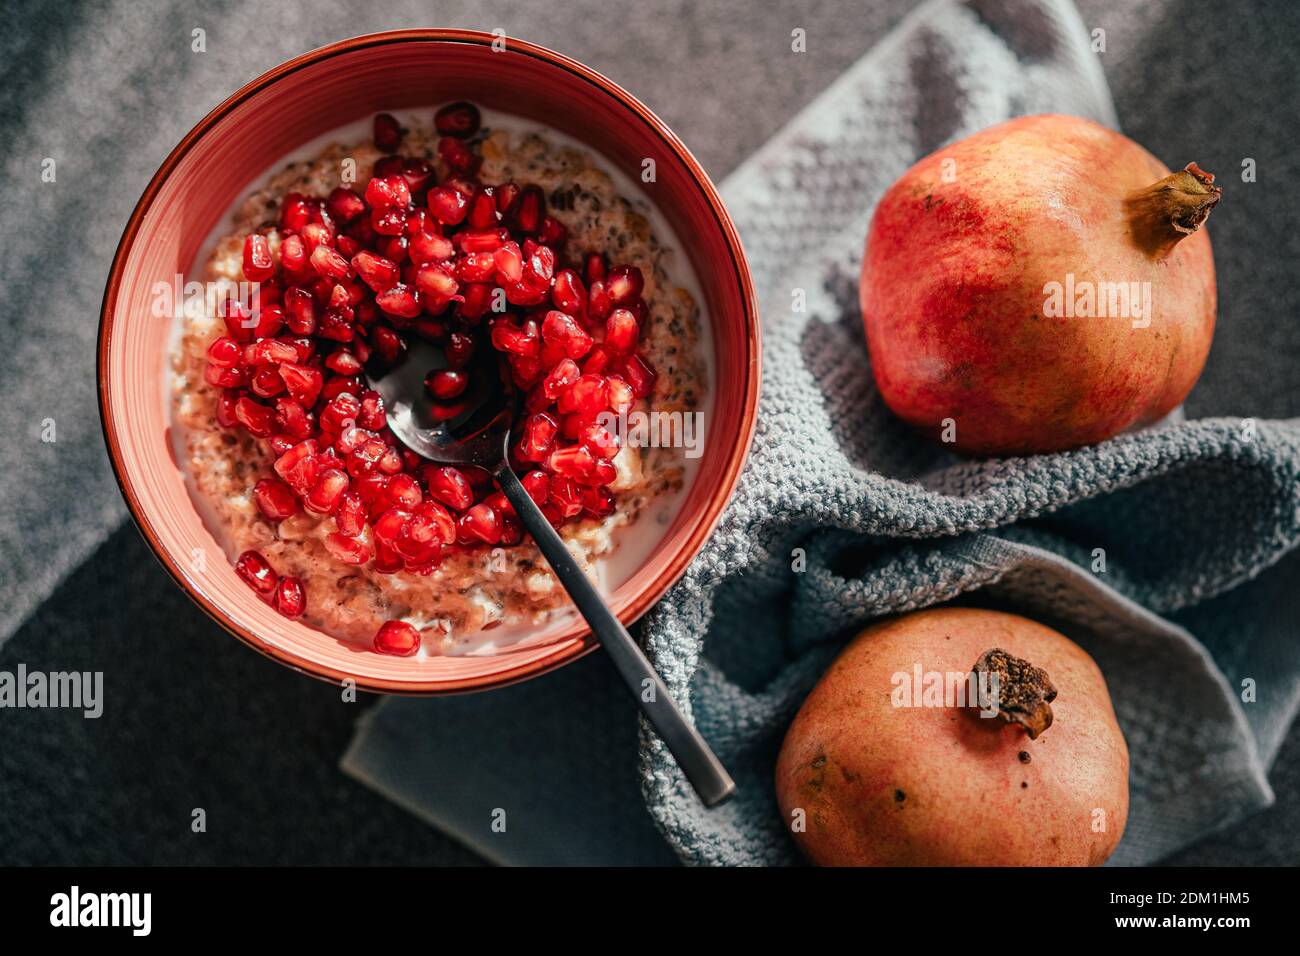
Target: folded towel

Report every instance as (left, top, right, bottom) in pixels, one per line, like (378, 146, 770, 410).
(344, 0, 1300, 865)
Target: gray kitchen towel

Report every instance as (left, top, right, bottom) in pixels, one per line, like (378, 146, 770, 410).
(344, 0, 1300, 865)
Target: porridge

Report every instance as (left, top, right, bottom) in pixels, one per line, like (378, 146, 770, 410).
(172, 103, 709, 657)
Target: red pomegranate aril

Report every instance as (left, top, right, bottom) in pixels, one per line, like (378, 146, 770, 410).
(409, 231, 454, 265)
(581, 421, 621, 460)
(606, 265, 644, 305)
(275, 398, 314, 440)
(547, 444, 599, 481)
(284, 286, 315, 334)
(234, 397, 275, 437)
(456, 228, 510, 254)
(583, 252, 607, 284)
(457, 282, 494, 321)
(242, 338, 297, 366)
(421, 466, 473, 511)
(606, 375, 634, 413)
(372, 507, 412, 546)
(367, 324, 406, 368)
(542, 358, 581, 400)
(204, 363, 247, 388)
(373, 112, 404, 153)
(519, 412, 559, 461)
(445, 330, 475, 369)
(310, 245, 351, 280)
(521, 242, 555, 291)
(458, 503, 502, 544)
(331, 490, 364, 537)
(235, 550, 279, 596)
(425, 369, 468, 400)
(275, 440, 320, 496)
(541, 310, 593, 360)
(400, 158, 436, 197)
(357, 391, 387, 431)
(582, 344, 613, 375)
(386, 472, 423, 509)
(319, 393, 361, 433)
(377, 448, 403, 474)
(325, 532, 371, 566)
(251, 365, 285, 398)
(375, 283, 422, 319)
(437, 136, 479, 175)
(374, 620, 422, 657)
(279, 193, 312, 234)
(316, 309, 355, 343)
(273, 576, 306, 619)
(252, 303, 286, 339)
(582, 486, 615, 518)
(494, 241, 524, 286)
(305, 468, 349, 515)
(435, 100, 481, 138)
(206, 336, 242, 367)
(243, 234, 275, 281)
(552, 268, 587, 316)
(456, 251, 497, 283)
(537, 216, 567, 248)
(279, 234, 308, 275)
(325, 349, 363, 376)
(277, 363, 323, 407)
(365, 175, 411, 210)
(428, 185, 470, 225)
(220, 299, 256, 342)
(549, 477, 584, 518)
(467, 187, 499, 229)
(520, 470, 551, 506)
(372, 206, 409, 236)
(417, 500, 458, 543)
(558, 374, 608, 416)
(623, 354, 657, 398)
(605, 307, 640, 353)
(346, 437, 386, 477)
(373, 542, 404, 574)
(489, 317, 540, 358)
(506, 184, 545, 235)
(216, 391, 240, 428)
(413, 262, 460, 311)
(253, 478, 298, 521)
(495, 181, 520, 213)
(352, 250, 400, 291)
(326, 186, 366, 224)
(300, 222, 334, 253)
(586, 280, 612, 322)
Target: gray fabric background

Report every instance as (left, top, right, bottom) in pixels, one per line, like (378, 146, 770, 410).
(1, 0, 1297, 865)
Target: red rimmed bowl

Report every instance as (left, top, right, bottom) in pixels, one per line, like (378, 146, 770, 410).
(98, 29, 760, 694)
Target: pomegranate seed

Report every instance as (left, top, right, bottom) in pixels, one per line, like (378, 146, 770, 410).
(279, 194, 312, 234)
(606, 265, 644, 305)
(352, 250, 400, 291)
(457, 282, 494, 321)
(456, 228, 510, 254)
(549, 477, 584, 518)
(300, 222, 334, 253)
(537, 216, 567, 249)
(507, 185, 545, 235)
(435, 101, 481, 138)
(310, 245, 351, 280)
(606, 376, 635, 413)
(235, 550, 278, 596)
(305, 468, 349, 515)
(242, 339, 297, 366)
(375, 283, 422, 319)
(410, 231, 455, 265)
(587, 280, 612, 321)
(428, 186, 470, 225)
(278, 364, 323, 407)
(326, 349, 363, 376)
(605, 308, 639, 353)
(251, 365, 285, 398)
(548, 444, 598, 481)
(325, 532, 371, 565)
(275, 439, 321, 496)
(558, 374, 608, 416)
(582, 344, 612, 375)
(206, 336, 242, 367)
(365, 175, 411, 210)
(542, 310, 593, 360)
(518, 412, 558, 461)
(437, 136, 479, 175)
(320, 393, 361, 433)
(357, 390, 387, 430)
(280, 234, 308, 274)
(335, 491, 367, 536)
(489, 317, 540, 358)
(216, 391, 239, 428)
(521, 242, 555, 291)
(326, 187, 366, 224)
(582, 486, 614, 518)
(521, 470, 550, 506)
(273, 576, 306, 618)
(373, 112, 404, 153)
(414, 262, 460, 311)
(494, 241, 524, 285)
(374, 620, 421, 657)
(456, 251, 497, 283)
(400, 158, 436, 197)
(243, 234, 275, 281)
(623, 354, 656, 398)
(425, 369, 468, 400)
(284, 287, 316, 334)
(253, 478, 297, 521)
(234, 397, 275, 437)
(584, 252, 607, 284)
(386, 473, 423, 509)
(467, 187, 499, 229)
(368, 325, 406, 368)
(495, 182, 520, 213)
(424, 466, 474, 511)
(220, 299, 256, 342)
(445, 331, 475, 369)
(552, 269, 587, 316)
(373, 542, 404, 574)
(458, 502, 502, 544)
(205, 363, 247, 388)
(542, 358, 581, 400)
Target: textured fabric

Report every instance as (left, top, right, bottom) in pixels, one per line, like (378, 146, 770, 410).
(346, 0, 1300, 866)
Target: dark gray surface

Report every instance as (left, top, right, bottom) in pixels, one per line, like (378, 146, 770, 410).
(1, 0, 1298, 865)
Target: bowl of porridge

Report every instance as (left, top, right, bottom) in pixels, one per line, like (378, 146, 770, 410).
(99, 30, 760, 693)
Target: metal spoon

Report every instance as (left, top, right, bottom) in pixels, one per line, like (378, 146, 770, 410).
(368, 336, 736, 807)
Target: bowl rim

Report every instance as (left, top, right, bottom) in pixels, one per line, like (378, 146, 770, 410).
(98, 27, 761, 695)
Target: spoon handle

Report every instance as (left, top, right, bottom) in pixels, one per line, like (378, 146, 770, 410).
(494, 463, 736, 807)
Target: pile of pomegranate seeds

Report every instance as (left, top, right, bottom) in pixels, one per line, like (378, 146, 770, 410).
(209, 104, 660, 655)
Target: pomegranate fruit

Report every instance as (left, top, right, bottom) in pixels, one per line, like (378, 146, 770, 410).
(860, 115, 1220, 455)
(203, 104, 660, 648)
